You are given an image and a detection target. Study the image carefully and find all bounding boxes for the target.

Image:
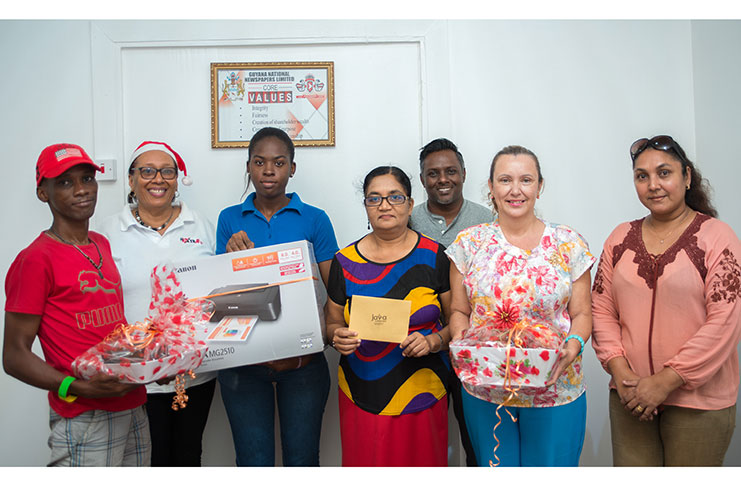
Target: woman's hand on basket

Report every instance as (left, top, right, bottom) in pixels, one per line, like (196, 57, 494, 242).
(545, 338, 581, 387)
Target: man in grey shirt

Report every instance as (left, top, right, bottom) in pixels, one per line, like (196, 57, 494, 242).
(409, 138, 493, 467)
(410, 138, 493, 248)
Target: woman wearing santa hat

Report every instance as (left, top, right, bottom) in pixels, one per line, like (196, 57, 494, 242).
(98, 141, 217, 466)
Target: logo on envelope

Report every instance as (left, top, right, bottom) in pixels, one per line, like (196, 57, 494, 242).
(349, 295, 411, 343)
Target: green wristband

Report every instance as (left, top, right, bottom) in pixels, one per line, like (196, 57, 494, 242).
(564, 335, 585, 356)
(58, 376, 77, 400)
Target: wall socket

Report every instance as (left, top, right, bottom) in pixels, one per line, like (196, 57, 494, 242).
(96, 159, 117, 182)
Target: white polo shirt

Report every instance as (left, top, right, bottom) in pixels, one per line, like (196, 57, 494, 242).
(97, 201, 217, 393)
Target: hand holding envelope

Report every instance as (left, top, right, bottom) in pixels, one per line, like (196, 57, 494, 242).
(332, 295, 438, 358)
(332, 327, 361, 356)
(349, 295, 411, 343)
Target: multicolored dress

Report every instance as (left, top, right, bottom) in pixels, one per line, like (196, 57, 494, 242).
(446, 220, 596, 408)
(327, 231, 450, 466)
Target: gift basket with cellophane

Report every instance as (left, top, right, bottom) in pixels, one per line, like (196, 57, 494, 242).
(72, 264, 213, 409)
(450, 298, 564, 389)
(450, 298, 566, 466)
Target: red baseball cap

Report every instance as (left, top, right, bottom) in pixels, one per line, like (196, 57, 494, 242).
(36, 143, 103, 186)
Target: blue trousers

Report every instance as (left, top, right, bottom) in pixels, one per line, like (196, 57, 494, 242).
(462, 389, 587, 467)
(218, 352, 330, 466)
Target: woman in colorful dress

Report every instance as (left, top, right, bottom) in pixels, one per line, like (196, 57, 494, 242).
(326, 166, 451, 466)
(591, 135, 740, 466)
(446, 145, 595, 466)
(215, 127, 339, 466)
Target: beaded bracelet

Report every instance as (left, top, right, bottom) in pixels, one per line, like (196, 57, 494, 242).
(564, 334, 585, 356)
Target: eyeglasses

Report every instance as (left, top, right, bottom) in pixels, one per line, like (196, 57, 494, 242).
(129, 166, 178, 180)
(363, 194, 408, 207)
(630, 135, 688, 164)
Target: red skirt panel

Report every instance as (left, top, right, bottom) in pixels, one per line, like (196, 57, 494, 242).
(338, 391, 448, 466)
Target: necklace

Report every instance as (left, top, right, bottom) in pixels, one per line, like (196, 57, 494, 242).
(647, 208, 692, 245)
(135, 206, 174, 232)
(48, 228, 104, 278)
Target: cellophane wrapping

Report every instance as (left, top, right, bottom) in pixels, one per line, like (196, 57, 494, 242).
(72, 264, 211, 383)
(450, 321, 563, 388)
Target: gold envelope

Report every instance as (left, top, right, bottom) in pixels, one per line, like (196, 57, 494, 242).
(349, 295, 411, 343)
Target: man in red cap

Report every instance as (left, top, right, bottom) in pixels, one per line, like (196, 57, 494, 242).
(3, 143, 150, 466)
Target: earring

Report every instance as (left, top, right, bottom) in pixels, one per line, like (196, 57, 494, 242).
(367, 221, 371, 230)
(127, 191, 137, 204)
(489, 196, 498, 213)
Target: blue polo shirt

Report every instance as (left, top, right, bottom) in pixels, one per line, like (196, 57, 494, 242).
(216, 192, 339, 262)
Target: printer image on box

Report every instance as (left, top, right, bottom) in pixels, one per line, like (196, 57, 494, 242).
(172, 240, 326, 371)
(207, 283, 282, 322)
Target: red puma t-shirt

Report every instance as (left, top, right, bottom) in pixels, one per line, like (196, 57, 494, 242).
(5, 231, 146, 417)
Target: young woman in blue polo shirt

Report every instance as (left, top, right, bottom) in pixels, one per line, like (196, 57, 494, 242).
(215, 127, 339, 466)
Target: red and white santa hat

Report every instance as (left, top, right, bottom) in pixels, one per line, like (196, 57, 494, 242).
(129, 141, 192, 186)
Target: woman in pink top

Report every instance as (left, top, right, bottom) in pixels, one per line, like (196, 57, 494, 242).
(591, 135, 741, 466)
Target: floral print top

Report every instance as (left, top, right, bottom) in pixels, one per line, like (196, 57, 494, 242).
(446, 220, 596, 408)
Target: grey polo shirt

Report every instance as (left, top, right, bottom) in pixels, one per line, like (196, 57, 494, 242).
(409, 199, 494, 248)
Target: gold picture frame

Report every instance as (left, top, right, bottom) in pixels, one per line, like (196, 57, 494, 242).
(211, 62, 335, 148)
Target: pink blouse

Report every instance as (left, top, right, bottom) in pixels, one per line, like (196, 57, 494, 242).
(591, 213, 741, 410)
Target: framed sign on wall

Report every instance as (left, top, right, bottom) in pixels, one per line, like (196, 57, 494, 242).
(211, 62, 335, 148)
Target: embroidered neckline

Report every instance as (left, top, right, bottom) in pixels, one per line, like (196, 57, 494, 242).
(610, 213, 710, 289)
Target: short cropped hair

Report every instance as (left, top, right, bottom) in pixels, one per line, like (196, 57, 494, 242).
(419, 138, 465, 172)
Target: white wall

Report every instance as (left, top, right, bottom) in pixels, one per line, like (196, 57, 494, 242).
(0, 20, 99, 465)
(691, 20, 741, 464)
(0, 19, 739, 467)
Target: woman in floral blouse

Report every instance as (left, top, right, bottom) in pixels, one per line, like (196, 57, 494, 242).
(591, 135, 740, 466)
(447, 145, 595, 466)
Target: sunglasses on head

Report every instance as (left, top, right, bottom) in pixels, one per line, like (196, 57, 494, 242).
(630, 135, 689, 164)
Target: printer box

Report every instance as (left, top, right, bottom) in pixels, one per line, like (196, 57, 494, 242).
(171, 240, 327, 372)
